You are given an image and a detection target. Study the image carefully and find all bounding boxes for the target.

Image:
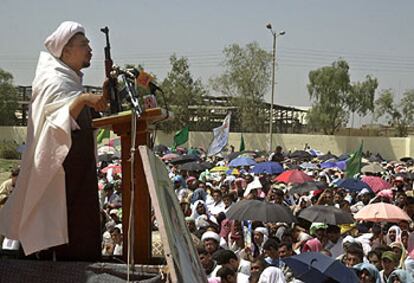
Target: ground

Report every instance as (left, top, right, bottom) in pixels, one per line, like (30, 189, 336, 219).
(0, 159, 20, 184)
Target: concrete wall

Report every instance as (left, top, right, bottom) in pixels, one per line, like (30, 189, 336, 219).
(1, 126, 413, 160)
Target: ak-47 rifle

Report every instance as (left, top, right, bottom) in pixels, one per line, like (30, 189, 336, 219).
(100, 26, 122, 114)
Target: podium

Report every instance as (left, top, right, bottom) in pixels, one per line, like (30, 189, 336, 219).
(92, 108, 168, 264)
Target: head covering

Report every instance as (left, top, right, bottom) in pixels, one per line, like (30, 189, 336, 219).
(254, 227, 269, 237)
(302, 238, 323, 252)
(387, 225, 402, 245)
(357, 188, 371, 197)
(44, 21, 85, 58)
(309, 223, 328, 236)
(388, 269, 414, 283)
(353, 263, 381, 283)
(201, 231, 220, 243)
(219, 219, 232, 238)
(381, 251, 398, 263)
(258, 266, 286, 283)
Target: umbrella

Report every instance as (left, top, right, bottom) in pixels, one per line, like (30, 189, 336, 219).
(361, 176, 391, 193)
(289, 150, 313, 161)
(179, 161, 206, 172)
(252, 162, 284, 175)
(354, 202, 411, 223)
(226, 199, 296, 223)
(98, 153, 120, 162)
(284, 252, 359, 283)
(317, 153, 338, 161)
(226, 168, 240, 175)
(97, 146, 118, 155)
(289, 181, 325, 194)
(210, 166, 229, 172)
(169, 154, 200, 165)
(298, 205, 354, 225)
(320, 160, 346, 170)
(337, 153, 350, 161)
(368, 154, 385, 163)
(273, 169, 314, 184)
(160, 153, 179, 161)
(334, 178, 373, 193)
(101, 164, 122, 174)
(400, 157, 414, 163)
(299, 162, 319, 170)
(200, 161, 214, 170)
(361, 163, 384, 174)
(229, 157, 256, 167)
(153, 144, 169, 154)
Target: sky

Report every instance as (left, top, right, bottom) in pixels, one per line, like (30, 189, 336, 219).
(1, 0, 414, 124)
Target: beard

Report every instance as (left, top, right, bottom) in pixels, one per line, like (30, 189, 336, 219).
(82, 61, 91, 68)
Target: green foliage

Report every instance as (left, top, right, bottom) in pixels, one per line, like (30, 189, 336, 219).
(0, 140, 20, 159)
(210, 42, 271, 132)
(307, 60, 378, 134)
(159, 55, 208, 133)
(375, 89, 414, 136)
(0, 69, 18, 126)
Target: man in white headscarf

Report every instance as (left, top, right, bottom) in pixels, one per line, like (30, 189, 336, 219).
(0, 21, 108, 260)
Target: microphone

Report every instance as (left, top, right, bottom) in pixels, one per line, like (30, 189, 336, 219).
(111, 66, 162, 93)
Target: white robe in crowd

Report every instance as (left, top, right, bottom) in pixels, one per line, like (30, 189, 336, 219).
(0, 51, 83, 255)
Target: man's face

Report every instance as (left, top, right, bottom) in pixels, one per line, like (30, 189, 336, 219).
(212, 192, 221, 203)
(253, 232, 264, 245)
(381, 258, 397, 274)
(196, 203, 206, 214)
(223, 258, 239, 272)
(368, 254, 381, 271)
(63, 33, 92, 70)
(251, 262, 263, 277)
(204, 239, 218, 254)
(345, 253, 362, 267)
(278, 245, 292, 258)
(199, 253, 212, 269)
(327, 231, 340, 243)
(264, 247, 278, 260)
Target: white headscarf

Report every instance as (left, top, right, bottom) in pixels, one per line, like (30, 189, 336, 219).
(258, 266, 286, 283)
(44, 21, 85, 58)
(387, 225, 402, 245)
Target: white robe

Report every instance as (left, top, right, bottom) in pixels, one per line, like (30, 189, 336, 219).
(0, 52, 83, 255)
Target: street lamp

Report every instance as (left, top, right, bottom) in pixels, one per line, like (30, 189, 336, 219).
(266, 23, 285, 153)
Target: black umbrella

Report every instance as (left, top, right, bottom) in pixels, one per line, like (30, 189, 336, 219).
(179, 161, 206, 172)
(289, 181, 325, 194)
(400, 157, 414, 163)
(169, 154, 200, 165)
(226, 199, 296, 223)
(284, 252, 358, 283)
(199, 161, 214, 170)
(98, 153, 120, 162)
(153, 144, 169, 154)
(298, 205, 354, 225)
(289, 150, 313, 161)
(317, 153, 338, 162)
(368, 153, 385, 163)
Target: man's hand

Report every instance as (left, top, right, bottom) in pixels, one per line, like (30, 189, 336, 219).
(82, 93, 108, 112)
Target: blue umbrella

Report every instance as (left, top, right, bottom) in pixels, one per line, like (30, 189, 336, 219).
(284, 252, 359, 283)
(252, 162, 284, 175)
(228, 157, 256, 167)
(320, 160, 346, 170)
(334, 178, 373, 193)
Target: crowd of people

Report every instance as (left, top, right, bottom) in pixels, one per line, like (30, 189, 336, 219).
(16, 140, 406, 282)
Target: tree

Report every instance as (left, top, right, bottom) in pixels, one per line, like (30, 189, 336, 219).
(307, 60, 378, 134)
(210, 42, 271, 132)
(158, 55, 207, 132)
(0, 69, 18, 126)
(375, 89, 414, 136)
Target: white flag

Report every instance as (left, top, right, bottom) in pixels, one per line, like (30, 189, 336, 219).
(207, 113, 231, 156)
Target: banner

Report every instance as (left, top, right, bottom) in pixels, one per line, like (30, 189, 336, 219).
(173, 126, 189, 148)
(346, 141, 363, 178)
(207, 113, 231, 156)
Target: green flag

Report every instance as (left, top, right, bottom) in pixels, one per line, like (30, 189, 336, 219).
(97, 128, 110, 143)
(239, 134, 245, 152)
(173, 126, 189, 147)
(346, 142, 363, 178)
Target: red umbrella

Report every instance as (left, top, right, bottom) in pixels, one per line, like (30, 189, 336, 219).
(354, 202, 411, 223)
(101, 164, 122, 174)
(273, 169, 313, 184)
(361, 176, 391, 193)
